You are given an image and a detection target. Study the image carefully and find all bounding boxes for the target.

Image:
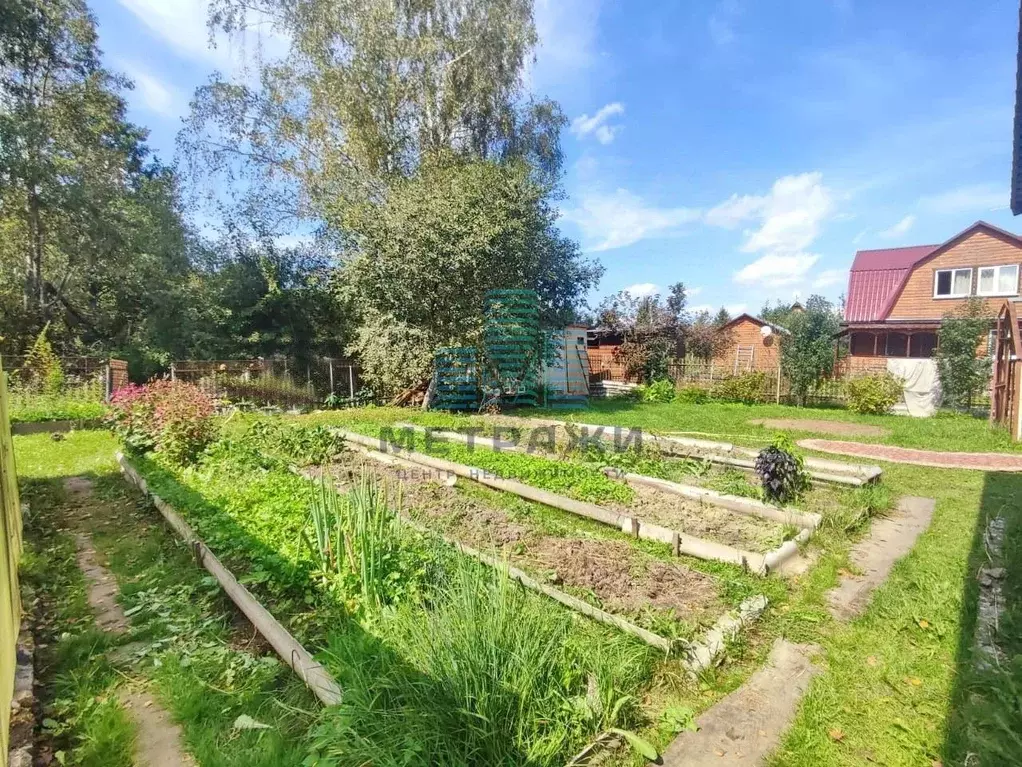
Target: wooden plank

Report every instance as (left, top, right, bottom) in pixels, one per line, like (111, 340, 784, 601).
(117, 454, 343, 707)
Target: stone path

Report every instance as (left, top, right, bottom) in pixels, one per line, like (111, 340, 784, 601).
(661, 640, 820, 766)
(827, 496, 936, 621)
(66, 477, 195, 766)
(799, 439, 1022, 472)
(750, 419, 890, 438)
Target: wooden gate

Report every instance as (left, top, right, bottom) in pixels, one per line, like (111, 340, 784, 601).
(991, 301, 1022, 440)
(0, 359, 23, 755)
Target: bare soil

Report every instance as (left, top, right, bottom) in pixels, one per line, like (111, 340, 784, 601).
(320, 452, 725, 633)
(749, 418, 891, 438)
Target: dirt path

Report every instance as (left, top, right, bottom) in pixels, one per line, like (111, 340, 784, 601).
(799, 439, 1022, 471)
(749, 418, 890, 438)
(64, 477, 196, 767)
(827, 496, 936, 621)
(661, 640, 820, 766)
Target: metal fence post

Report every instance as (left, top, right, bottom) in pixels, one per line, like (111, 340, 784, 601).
(349, 366, 355, 399)
(170, 363, 176, 381)
(776, 363, 782, 404)
(328, 359, 335, 395)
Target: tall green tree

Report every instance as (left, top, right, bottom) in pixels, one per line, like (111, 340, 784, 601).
(0, 0, 193, 359)
(594, 284, 688, 381)
(339, 158, 600, 394)
(779, 294, 840, 406)
(184, 0, 565, 229)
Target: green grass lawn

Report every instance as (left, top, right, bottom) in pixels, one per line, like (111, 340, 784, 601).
(14, 431, 318, 766)
(17, 414, 1022, 766)
(535, 398, 1022, 454)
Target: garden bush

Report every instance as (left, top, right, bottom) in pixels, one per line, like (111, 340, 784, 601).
(107, 380, 218, 464)
(711, 371, 767, 404)
(846, 372, 904, 414)
(675, 385, 709, 404)
(754, 436, 809, 503)
(641, 378, 676, 403)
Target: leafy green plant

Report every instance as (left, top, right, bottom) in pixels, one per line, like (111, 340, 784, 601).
(936, 297, 993, 409)
(306, 474, 423, 612)
(778, 294, 841, 406)
(106, 380, 218, 464)
(216, 373, 318, 410)
(754, 436, 809, 503)
(846, 372, 904, 414)
(21, 324, 65, 395)
(243, 421, 343, 466)
(676, 385, 709, 404)
(641, 378, 676, 403)
(711, 371, 767, 404)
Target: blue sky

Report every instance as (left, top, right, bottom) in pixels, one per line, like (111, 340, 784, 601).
(93, 0, 1019, 316)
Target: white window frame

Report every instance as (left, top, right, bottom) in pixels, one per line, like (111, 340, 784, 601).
(933, 267, 973, 299)
(976, 264, 1020, 297)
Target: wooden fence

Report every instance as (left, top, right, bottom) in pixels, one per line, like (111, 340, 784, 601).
(664, 359, 847, 406)
(0, 360, 23, 755)
(170, 357, 363, 405)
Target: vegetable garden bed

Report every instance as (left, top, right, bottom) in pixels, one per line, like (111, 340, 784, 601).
(120, 424, 684, 765)
(315, 450, 729, 642)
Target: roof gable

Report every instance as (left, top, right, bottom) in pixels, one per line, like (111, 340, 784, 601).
(718, 313, 790, 335)
(844, 221, 1022, 323)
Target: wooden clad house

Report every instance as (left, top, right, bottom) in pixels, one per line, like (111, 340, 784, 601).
(839, 221, 1020, 371)
(712, 314, 789, 374)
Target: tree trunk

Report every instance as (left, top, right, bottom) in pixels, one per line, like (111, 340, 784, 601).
(24, 187, 44, 316)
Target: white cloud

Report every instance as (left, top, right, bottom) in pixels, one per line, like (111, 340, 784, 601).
(918, 184, 1008, 215)
(707, 172, 834, 255)
(117, 0, 288, 69)
(688, 303, 714, 315)
(812, 268, 847, 289)
(623, 282, 660, 299)
(725, 303, 748, 316)
(878, 214, 915, 240)
(121, 62, 180, 117)
(571, 103, 625, 144)
(734, 253, 820, 287)
(687, 286, 704, 297)
(707, 173, 833, 288)
(560, 189, 701, 252)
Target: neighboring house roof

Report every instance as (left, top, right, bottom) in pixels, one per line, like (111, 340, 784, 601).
(718, 313, 790, 335)
(844, 221, 1022, 323)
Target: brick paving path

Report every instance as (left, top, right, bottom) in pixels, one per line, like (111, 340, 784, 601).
(798, 439, 1022, 472)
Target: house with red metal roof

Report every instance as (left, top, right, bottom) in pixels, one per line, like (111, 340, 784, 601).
(840, 221, 1021, 374)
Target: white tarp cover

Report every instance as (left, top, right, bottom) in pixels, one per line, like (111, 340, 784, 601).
(886, 358, 941, 417)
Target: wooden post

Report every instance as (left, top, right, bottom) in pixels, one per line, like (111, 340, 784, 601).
(873, 333, 878, 356)
(775, 362, 782, 404)
(170, 363, 176, 382)
(906, 332, 912, 359)
(349, 366, 355, 399)
(328, 359, 334, 396)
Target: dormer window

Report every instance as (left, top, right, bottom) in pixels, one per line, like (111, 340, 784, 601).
(934, 268, 972, 298)
(976, 264, 1019, 296)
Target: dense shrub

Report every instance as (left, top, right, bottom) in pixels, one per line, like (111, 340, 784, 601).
(640, 378, 676, 403)
(754, 436, 809, 503)
(676, 385, 709, 404)
(846, 372, 904, 414)
(107, 380, 218, 464)
(711, 371, 766, 404)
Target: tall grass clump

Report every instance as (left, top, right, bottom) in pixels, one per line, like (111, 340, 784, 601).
(305, 474, 430, 613)
(310, 558, 654, 766)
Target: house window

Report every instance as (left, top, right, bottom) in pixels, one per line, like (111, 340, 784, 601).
(850, 332, 875, 356)
(988, 328, 997, 357)
(884, 332, 908, 357)
(934, 268, 972, 298)
(977, 265, 1019, 297)
(909, 332, 937, 358)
